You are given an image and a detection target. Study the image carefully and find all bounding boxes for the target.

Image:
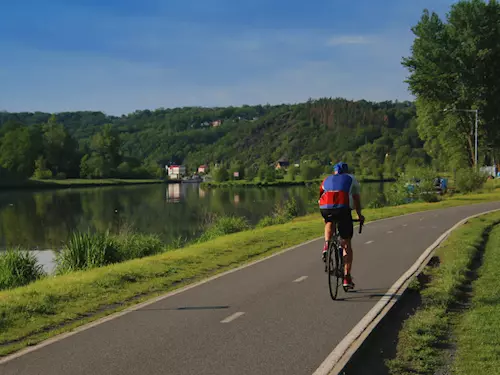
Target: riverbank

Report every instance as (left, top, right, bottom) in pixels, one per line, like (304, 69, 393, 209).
(0, 178, 165, 191)
(1, 186, 500, 356)
(200, 176, 396, 188)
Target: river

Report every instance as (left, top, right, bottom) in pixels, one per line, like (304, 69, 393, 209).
(0, 181, 391, 273)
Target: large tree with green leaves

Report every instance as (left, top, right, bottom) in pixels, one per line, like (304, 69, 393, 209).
(402, 0, 500, 169)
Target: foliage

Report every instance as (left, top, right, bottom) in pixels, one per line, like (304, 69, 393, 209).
(300, 161, 322, 181)
(256, 197, 301, 227)
(402, 1, 500, 170)
(0, 98, 428, 184)
(455, 167, 487, 193)
(213, 166, 229, 182)
(55, 231, 121, 274)
(197, 216, 250, 242)
(386, 166, 440, 206)
(32, 156, 52, 179)
(113, 233, 164, 261)
(0, 248, 45, 290)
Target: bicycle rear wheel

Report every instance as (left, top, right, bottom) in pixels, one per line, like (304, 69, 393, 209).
(327, 239, 341, 300)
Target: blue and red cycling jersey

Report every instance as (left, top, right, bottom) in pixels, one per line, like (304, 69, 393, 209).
(319, 173, 360, 210)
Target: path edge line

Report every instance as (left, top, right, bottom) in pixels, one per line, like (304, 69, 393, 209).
(312, 208, 500, 375)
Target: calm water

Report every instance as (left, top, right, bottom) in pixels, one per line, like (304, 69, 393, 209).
(0, 181, 390, 272)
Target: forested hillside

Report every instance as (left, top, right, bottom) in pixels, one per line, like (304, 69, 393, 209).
(0, 98, 426, 181)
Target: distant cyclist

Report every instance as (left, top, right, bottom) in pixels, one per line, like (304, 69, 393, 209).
(318, 162, 364, 289)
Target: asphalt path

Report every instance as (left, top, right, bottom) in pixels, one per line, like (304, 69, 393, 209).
(2, 202, 500, 375)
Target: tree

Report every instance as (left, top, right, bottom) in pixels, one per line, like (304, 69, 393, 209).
(257, 164, 268, 181)
(42, 115, 79, 177)
(402, 1, 500, 169)
(300, 161, 322, 181)
(213, 166, 229, 182)
(81, 124, 122, 178)
(32, 156, 52, 179)
(0, 126, 38, 179)
(286, 165, 298, 181)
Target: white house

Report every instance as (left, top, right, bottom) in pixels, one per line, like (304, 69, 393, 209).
(166, 165, 186, 179)
(198, 164, 209, 174)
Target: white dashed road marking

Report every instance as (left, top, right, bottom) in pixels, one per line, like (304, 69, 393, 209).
(293, 276, 308, 283)
(387, 231, 393, 234)
(221, 312, 245, 323)
(365, 241, 374, 245)
(402, 224, 408, 227)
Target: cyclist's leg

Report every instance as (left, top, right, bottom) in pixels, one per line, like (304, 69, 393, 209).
(320, 209, 336, 260)
(338, 210, 354, 286)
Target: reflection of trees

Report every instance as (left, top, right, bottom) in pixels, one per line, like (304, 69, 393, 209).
(0, 182, 392, 251)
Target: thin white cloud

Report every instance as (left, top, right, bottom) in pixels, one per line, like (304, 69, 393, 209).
(326, 35, 372, 46)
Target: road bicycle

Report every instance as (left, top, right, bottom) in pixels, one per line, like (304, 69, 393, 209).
(325, 219, 363, 300)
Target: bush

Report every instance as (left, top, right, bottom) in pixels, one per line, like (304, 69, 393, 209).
(213, 167, 229, 182)
(0, 248, 45, 290)
(367, 192, 388, 208)
(55, 172, 67, 180)
(455, 168, 486, 193)
(114, 233, 164, 260)
(55, 232, 121, 274)
(386, 167, 440, 206)
(256, 215, 289, 228)
(256, 197, 301, 227)
(198, 216, 250, 242)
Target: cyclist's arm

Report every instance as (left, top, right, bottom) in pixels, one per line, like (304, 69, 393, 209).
(351, 177, 364, 221)
(353, 194, 363, 219)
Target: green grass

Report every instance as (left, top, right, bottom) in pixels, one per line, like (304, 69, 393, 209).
(0, 186, 500, 357)
(55, 231, 164, 274)
(0, 178, 163, 191)
(200, 175, 395, 188)
(387, 211, 500, 375)
(197, 216, 250, 242)
(452, 225, 500, 375)
(0, 249, 46, 291)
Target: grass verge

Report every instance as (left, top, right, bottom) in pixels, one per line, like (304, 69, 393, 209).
(0, 178, 163, 191)
(0, 188, 500, 357)
(387, 211, 500, 375)
(452, 224, 500, 375)
(200, 176, 395, 188)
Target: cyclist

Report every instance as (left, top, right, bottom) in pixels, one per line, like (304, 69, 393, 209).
(318, 162, 364, 289)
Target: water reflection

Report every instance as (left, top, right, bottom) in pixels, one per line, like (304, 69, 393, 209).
(0, 181, 390, 255)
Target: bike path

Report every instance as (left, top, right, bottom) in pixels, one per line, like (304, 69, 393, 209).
(2, 202, 500, 375)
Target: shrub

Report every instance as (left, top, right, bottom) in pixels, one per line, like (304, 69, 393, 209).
(0, 248, 45, 290)
(386, 167, 440, 205)
(114, 233, 164, 260)
(367, 192, 388, 208)
(455, 168, 487, 193)
(198, 216, 250, 242)
(257, 197, 301, 227)
(55, 232, 121, 274)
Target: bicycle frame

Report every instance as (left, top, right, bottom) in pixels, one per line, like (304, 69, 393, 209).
(327, 218, 364, 300)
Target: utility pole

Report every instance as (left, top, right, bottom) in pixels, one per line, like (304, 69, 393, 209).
(474, 109, 478, 170)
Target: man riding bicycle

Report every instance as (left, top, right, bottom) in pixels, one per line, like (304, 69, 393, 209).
(318, 162, 364, 289)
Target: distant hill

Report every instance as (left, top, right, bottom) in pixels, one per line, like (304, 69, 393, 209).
(0, 98, 427, 177)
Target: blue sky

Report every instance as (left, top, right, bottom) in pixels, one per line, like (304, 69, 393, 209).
(0, 0, 455, 115)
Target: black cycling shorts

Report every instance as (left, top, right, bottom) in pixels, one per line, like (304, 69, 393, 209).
(320, 208, 353, 239)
